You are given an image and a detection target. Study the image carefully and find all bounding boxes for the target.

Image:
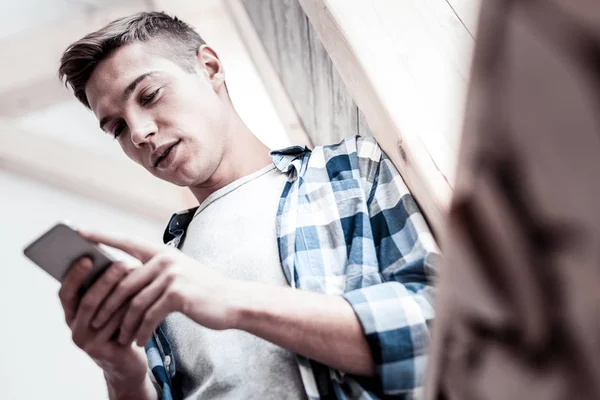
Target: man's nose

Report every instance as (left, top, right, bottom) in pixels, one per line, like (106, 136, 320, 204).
(130, 121, 157, 148)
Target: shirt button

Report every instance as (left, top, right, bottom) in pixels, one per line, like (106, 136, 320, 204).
(164, 355, 171, 367)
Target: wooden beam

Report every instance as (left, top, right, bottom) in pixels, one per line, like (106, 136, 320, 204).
(224, 0, 313, 148)
(297, 0, 477, 234)
(0, 118, 186, 222)
(238, 0, 366, 148)
(446, 0, 483, 38)
(0, 77, 71, 119)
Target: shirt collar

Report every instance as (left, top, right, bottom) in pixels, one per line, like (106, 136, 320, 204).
(269, 145, 311, 173)
(162, 207, 198, 244)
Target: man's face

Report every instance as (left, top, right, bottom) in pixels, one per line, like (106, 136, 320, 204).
(85, 40, 229, 187)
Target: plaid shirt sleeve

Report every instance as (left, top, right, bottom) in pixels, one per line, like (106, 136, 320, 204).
(341, 137, 439, 396)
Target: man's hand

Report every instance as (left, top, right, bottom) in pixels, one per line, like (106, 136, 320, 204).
(80, 230, 237, 347)
(68, 229, 374, 382)
(59, 258, 156, 399)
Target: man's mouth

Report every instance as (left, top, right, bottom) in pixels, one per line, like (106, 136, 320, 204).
(153, 140, 180, 168)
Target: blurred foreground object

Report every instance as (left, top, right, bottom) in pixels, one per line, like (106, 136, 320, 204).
(426, 0, 600, 398)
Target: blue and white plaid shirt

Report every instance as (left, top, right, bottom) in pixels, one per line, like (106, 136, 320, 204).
(145, 136, 439, 399)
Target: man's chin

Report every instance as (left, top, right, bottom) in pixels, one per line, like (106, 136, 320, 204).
(151, 170, 188, 187)
(162, 176, 191, 187)
(150, 165, 210, 189)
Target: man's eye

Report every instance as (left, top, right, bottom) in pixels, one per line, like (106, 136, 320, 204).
(141, 88, 161, 106)
(113, 123, 125, 139)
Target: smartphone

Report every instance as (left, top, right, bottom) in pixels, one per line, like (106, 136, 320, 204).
(23, 222, 115, 295)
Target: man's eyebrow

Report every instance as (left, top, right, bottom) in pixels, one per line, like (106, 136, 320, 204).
(123, 71, 160, 101)
(98, 71, 160, 131)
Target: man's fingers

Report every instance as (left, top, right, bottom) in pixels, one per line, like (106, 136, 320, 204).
(133, 290, 175, 347)
(87, 303, 130, 350)
(118, 273, 170, 345)
(59, 257, 93, 324)
(78, 229, 163, 263)
(75, 262, 129, 328)
(91, 257, 164, 329)
(72, 301, 130, 354)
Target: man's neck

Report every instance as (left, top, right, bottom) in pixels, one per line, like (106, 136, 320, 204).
(188, 124, 272, 205)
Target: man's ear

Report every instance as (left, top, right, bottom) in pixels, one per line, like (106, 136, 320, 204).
(196, 45, 225, 92)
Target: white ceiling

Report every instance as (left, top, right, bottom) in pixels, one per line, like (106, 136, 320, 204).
(0, 0, 126, 40)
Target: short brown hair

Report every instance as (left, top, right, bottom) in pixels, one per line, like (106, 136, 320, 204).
(59, 11, 206, 108)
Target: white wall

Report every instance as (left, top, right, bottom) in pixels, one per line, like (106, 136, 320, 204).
(0, 170, 165, 399)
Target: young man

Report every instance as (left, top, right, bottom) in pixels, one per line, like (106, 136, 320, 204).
(58, 11, 438, 400)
